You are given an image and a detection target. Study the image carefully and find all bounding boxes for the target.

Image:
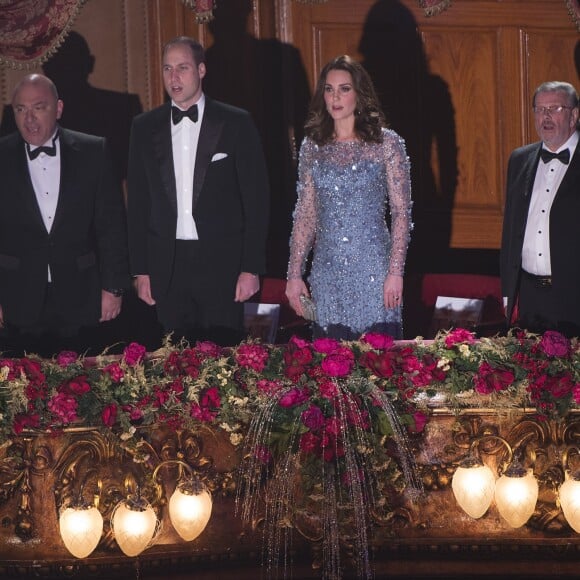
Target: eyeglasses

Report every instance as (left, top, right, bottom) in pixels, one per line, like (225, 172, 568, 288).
(532, 105, 574, 116)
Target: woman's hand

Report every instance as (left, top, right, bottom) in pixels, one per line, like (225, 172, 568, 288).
(384, 274, 403, 309)
(286, 278, 310, 317)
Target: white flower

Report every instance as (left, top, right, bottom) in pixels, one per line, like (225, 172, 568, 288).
(230, 432, 243, 446)
(120, 426, 136, 441)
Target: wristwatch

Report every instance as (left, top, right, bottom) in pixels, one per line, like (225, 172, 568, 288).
(105, 288, 125, 297)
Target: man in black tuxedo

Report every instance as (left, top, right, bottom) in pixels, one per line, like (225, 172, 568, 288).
(127, 37, 269, 346)
(0, 74, 130, 356)
(501, 81, 580, 337)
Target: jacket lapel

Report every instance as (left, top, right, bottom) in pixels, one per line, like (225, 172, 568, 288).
(152, 103, 178, 212)
(554, 136, 580, 199)
(193, 97, 224, 210)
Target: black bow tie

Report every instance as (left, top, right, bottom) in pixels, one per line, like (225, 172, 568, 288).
(171, 104, 198, 124)
(26, 134, 58, 161)
(540, 148, 570, 165)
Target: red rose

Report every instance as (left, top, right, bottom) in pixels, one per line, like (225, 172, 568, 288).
(318, 379, 339, 399)
(13, 413, 40, 434)
(101, 404, 118, 427)
(321, 353, 354, 377)
(195, 341, 223, 358)
(64, 375, 91, 395)
(410, 411, 428, 433)
(474, 362, 515, 394)
(361, 333, 394, 350)
(301, 404, 325, 431)
(299, 431, 320, 454)
(359, 351, 394, 378)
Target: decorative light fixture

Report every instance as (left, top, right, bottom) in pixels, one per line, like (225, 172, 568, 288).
(154, 459, 213, 542)
(59, 503, 104, 558)
(494, 458, 538, 528)
(559, 447, 580, 533)
(452, 436, 538, 528)
(57, 458, 213, 559)
(111, 493, 158, 557)
(452, 454, 495, 519)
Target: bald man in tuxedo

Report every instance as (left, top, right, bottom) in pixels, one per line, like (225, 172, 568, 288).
(0, 74, 129, 356)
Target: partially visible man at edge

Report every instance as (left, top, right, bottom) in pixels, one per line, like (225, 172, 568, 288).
(501, 81, 580, 338)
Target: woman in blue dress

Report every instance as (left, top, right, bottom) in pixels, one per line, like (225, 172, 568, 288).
(286, 55, 412, 340)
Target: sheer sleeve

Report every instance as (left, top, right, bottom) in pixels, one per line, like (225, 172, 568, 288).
(383, 130, 413, 276)
(287, 138, 317, 280)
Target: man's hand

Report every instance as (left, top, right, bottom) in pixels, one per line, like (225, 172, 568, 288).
(100, 290, 122, 322)
(134, 274, 156, 305)
(235, 272, 260, 302)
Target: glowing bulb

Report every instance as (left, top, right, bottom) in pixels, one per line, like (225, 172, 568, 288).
(59, 505, 103, 558)
(559, 472, 580, 533)
(495, 468, 538, 528)
(452, 462, 495, 519)
(169, 480, 212, 541)
(111, 498, 157, 557)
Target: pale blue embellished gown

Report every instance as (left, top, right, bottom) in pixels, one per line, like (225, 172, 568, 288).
(287, 128, 412, 339)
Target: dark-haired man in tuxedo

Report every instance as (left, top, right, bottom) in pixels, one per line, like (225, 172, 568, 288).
(501, 81, 580, 337)
(127, 37, 269, 346)
(0, 74, 130, 356)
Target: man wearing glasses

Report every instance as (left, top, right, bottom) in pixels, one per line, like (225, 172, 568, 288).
(501, 81, 580, 337)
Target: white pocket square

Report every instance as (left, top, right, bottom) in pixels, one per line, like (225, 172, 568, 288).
(211, 153, 228, 162)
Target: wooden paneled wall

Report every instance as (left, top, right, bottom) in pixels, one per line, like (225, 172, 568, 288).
(1, 0, 578, 272)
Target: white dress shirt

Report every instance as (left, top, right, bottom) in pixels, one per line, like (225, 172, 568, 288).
(172, 94, 205, 240)
(27, 130, 60, 281)
(522, 131, 579, 276)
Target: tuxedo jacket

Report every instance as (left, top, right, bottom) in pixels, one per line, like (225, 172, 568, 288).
(127, 97, 269, 303)
(500, 134, 580, 328)
(0, 128, 129, 328)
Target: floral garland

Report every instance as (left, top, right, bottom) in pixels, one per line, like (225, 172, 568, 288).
(1, 329, 579, 455)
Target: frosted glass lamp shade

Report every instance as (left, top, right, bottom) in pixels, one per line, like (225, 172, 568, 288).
(59, 505, 103, 558)
(169, 481, 213, 541)
(111, 499, 157, 557)
(495, 469, 538, 528)
(559, 472, 580, 533)
(452, 463, 495, 519)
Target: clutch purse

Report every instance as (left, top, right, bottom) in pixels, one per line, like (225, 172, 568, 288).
(299, 295, 317, 322)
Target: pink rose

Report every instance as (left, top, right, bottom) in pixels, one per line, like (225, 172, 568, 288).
(312, 337, 340, 354)
(195, 341, 223, 358)
(278, 387, 310, 408)
(256, 379, 284, 396)
(444, 328, 476, 348)
(57, 351, 78, 367)
(123, 342, 146, 366)
(361, 333, 394, 350)
(103, 362, 125, 382)
(236, 344, 269, 372)
(48, 392, 78, 424)
(410, 411, 429, 433)
(289, 335, 310, 349)
(539, 331, 571, 357)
